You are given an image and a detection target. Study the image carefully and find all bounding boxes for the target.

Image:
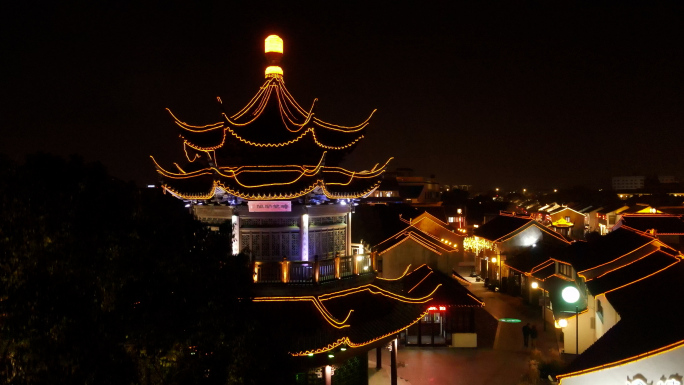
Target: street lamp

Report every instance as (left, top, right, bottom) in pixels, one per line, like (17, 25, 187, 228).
(531, 281, 546, 331)
(562, 286, 580, 355)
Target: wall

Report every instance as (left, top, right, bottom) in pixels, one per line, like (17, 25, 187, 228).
(378, 239, 464, 278)
(559, 343, 684, 385)
(550, 209, 586, 240)
(562, 310, 595, 355)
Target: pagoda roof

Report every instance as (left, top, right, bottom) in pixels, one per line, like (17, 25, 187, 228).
(154, 36, 392, 200)
(168, 76, 373, 166)
(153, 154, 391, 200)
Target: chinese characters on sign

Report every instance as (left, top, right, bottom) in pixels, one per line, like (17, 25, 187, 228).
(247, 201, 292, 212)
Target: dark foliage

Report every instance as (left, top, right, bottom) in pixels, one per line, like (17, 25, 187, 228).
(0, 153, 279, 384)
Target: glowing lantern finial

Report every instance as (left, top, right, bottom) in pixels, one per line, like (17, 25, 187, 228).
(265, 35, 283, 54)
(264, 35, 284, 79)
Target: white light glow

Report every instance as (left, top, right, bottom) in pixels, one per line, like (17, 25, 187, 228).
(531, 282, 539, 289)
(562, 286, 580, 304)
(558, 319, 568, 328)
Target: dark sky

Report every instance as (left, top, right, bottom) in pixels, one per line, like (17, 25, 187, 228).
(3, 2, 684, 191)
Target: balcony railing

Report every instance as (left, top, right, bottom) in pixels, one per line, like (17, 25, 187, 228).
(252, 254, 375, 284)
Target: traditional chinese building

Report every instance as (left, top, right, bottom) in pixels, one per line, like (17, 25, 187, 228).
(152, 35, 391, 265)
(150, 35, 485, 384)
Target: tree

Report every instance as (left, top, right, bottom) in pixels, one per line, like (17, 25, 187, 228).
(0, 153, 270, 384)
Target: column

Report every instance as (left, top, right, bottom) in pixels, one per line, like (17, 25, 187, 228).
(301, 213, 309, 261)
(390, 339, 398, 385)
(231, 215, 240, 255)
(324, 365, 332, 385)
(346, 211, 352, 257)
(376, 346, 382, 369)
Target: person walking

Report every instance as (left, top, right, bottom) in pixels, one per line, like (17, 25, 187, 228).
(530, 324, 538, 348)
(522, 323, 531, 348)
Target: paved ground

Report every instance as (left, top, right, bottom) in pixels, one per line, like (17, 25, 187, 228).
(368, 278, 563, 385)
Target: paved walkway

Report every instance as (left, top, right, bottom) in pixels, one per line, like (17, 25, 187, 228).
(368, 278, 562, 385)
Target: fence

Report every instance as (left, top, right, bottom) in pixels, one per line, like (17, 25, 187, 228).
(252, 254, 375, 284)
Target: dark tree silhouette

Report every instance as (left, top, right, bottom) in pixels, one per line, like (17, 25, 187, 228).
(0, 154, 275, 385)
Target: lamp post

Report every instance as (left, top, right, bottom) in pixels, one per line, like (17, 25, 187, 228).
(491, 257, 497, 286)
(531, 281, 546, 331)
(562, 286, 580, 355)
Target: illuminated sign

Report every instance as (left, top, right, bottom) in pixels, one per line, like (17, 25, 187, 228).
(499, 318, 522, 323)
(248, 201, 291, 212)
(427, 306, 446, 311)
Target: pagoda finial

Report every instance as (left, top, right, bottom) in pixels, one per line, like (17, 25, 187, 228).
(265, 35, 284, 79)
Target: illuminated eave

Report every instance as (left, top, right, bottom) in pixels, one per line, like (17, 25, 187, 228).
(152, 155, 391, 201)
(253, 282, 442, 356)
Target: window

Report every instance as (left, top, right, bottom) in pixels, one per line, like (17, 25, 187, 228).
(448, 217, 455, 223)
(565, 216, 571, 222)
(596, 300, 604, 323)
(558, 263, 573, 277)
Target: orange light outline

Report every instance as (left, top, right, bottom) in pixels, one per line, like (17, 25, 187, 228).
(557, 339, 684, 381)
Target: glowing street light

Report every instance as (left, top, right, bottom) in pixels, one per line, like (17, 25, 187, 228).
(531, 281, 546, 330)
(562, 286, 580, 355)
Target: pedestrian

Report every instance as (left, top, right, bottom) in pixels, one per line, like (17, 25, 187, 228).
(530, 324, 538, 348)
(522, 323, 531, 348)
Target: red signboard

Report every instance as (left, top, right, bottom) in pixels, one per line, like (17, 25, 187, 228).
(248, 201, 292, 212)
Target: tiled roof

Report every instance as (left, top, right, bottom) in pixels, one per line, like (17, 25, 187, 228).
(530, 263, 556, 281)
(559, 261, 684, 378)
(618, 214, 684, 235)
(252, 264, 482, 359)
(398, 265, 484, 308)
(505, 242, 565, 274)
(585, 249, 681, 296)
(473, 215, 533, 242)
(374, 226, 457, 256)
(563, 227, 655, 272)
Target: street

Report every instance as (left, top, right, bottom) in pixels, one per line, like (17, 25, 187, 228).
(369, 278, 563, 385)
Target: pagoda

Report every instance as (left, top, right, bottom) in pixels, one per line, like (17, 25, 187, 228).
(152, 35, 391, 262)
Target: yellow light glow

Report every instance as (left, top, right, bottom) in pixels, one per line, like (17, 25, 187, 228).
(265, 35, 283, 53)
(531, 282, 539, 289)
(265, 66, 283, 78)
(491, 257, 497, 263)
(558, 318, 568, 328)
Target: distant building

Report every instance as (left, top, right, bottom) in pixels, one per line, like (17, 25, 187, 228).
(611, 176, 645, 190)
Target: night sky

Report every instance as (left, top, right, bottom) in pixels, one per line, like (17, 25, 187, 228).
(3, 2, 684, 191)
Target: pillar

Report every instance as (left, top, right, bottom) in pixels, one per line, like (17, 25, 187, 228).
(231, 215, 240, 255)
(346, 211, 352, 257)
(390, 339, 398, 385)
(281, 259, 290, 283)
(301, 213, 309, 261)
(324, 365, 332, 385)
(375, 346, 382, 369)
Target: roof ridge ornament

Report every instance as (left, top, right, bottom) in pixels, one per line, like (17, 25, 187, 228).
(265, 35, 284, 79)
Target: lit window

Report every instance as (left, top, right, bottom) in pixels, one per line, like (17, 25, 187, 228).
(448, 217, 455, 223)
